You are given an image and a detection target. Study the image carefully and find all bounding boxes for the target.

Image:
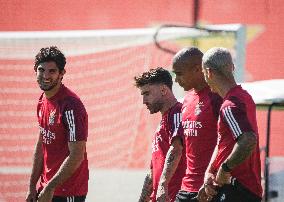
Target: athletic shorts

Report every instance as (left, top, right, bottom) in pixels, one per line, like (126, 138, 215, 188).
(37, 188, 86, 202)
(52, 195, 86, 202)
(212, 178, 261, 202)
(175, 190, 198, 202)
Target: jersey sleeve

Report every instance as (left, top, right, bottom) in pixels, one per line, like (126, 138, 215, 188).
(63, 97, 88, 142)
(168, 107, 184, 145)
(171, 124, 184, 145)
(221, 100, 253, 140)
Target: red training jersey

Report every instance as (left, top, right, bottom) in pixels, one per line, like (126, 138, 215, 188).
(211, 85, 262, 197)
(178, 87, 222, 192)
(37, 84, 89, 196)
(151, 102, 186, 202)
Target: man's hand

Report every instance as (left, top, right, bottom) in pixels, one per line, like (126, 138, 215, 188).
(215, 167, 231, 187)
(198, 172, 217, 201)
(197, 185, 208, 202)
(37, 185, 55, 202)
(25, 186, 37, 202)
(203, 172, 217, 201)
(156, 183, 169, 202)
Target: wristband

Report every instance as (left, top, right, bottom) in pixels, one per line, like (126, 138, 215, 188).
(221, 162, 232, 172)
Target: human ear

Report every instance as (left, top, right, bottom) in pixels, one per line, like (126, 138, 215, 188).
(59, 69, 66, 81)
(206, 68, 214, 79)
(160, 84, 167, 96)
(60, 69, 66, 76)
(194, 64, 202, 72)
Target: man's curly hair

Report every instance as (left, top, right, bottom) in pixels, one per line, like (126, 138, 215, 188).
(134, 67, 173, 90)
(34, 46, 66, 72)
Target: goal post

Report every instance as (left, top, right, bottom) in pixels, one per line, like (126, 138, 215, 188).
(203, 24, 246, 82)
(153, 23, 246, 99)
(153, 23, 246, 82)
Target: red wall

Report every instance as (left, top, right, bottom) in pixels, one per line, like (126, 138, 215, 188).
(200, 0, 284, 81)
(1, 0, 283, 81)
(0, 0, 193, 30)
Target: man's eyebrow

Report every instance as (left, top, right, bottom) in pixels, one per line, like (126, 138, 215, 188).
(141, 91, 148, 95)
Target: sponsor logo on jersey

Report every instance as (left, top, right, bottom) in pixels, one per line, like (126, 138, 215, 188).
(182, 119, 203, 137)
(39, 125, 56, 144)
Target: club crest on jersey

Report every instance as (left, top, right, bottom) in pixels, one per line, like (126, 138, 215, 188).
(49, 109, 56, 125)
(195, 102, 204, 116)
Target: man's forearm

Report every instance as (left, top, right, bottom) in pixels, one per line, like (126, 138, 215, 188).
(29, 137, 43, 188)
(47, 156, 83, 189)
(46, 141, 85, 190)
(139, 172, 153, 202)
(204, 145, 218, 178)
(225, 132, 257, 169)
(159, 139, 183, 185)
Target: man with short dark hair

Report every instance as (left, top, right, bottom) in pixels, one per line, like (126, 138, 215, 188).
(26, 46, 89, 202)
(135, 67, 186, 202)
(200, 47, 262, 202)
(172, 47, 222, 202)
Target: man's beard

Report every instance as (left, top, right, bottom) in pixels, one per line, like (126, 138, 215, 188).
(147, 101, 163, 114)
(37, 77, 60, 92)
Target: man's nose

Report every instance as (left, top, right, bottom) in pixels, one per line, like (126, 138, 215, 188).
(42, 71, 50, 79)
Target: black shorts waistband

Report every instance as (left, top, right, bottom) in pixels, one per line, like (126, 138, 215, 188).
(230, 178, 261, 201)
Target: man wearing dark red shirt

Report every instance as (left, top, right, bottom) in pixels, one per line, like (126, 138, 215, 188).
(200, 47, 262, 202)
(26, 46, 88, 202)
(172, 47, 222, 202)
(134, 67, 186, 202)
